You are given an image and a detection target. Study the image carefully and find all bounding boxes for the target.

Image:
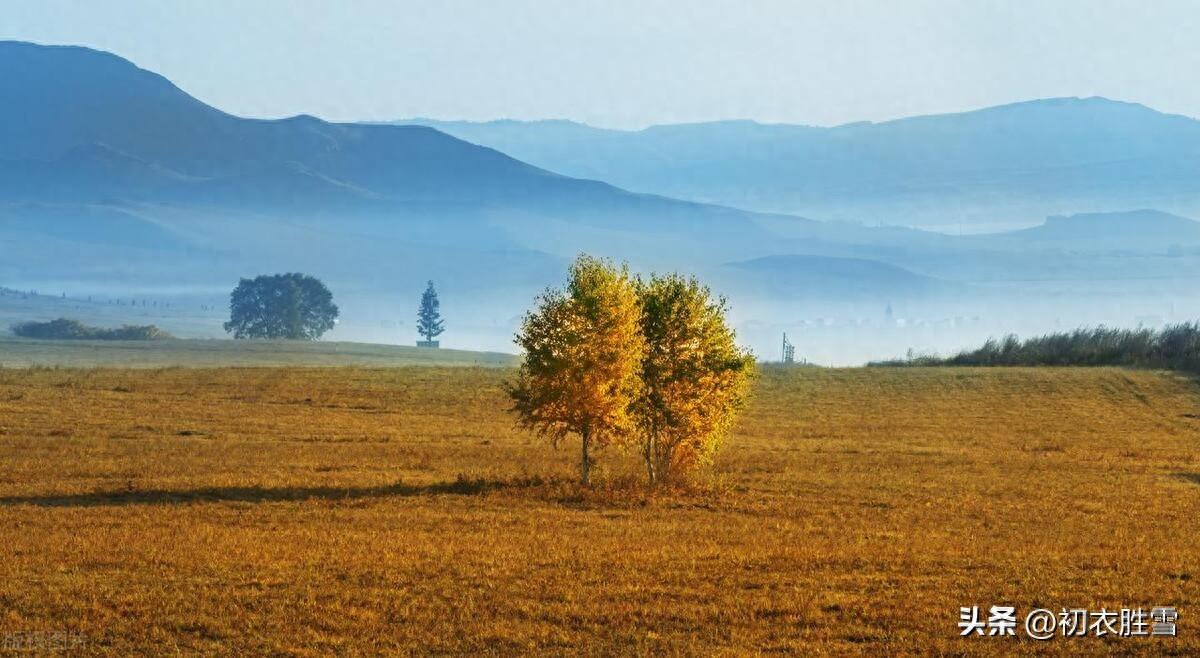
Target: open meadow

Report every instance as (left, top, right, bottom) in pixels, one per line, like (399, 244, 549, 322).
(0, 337, 517, 369)
(1, 365, 1198, 655)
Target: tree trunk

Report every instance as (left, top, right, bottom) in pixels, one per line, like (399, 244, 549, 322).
(580, 429, 592, 486)
(645, 432, 658, 485)
(285, 280, 303, 339)
(656, 444, 672, 485)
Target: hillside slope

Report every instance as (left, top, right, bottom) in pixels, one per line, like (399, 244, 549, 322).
(0, 41, 782, 272)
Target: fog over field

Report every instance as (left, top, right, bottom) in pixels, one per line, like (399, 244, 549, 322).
(6, 270, 1196, 366)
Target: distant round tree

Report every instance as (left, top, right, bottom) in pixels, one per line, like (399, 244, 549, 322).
(224, 273, 338, 340)
(417, 280, 445, 343)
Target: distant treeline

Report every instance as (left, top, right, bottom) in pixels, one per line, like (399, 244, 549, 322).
(11, 318, 174, 341)
(873, 324, 1200, 372)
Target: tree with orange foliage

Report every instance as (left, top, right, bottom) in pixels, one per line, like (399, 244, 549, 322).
(633, 273, 755, 485)
(507, 255, 644, 485)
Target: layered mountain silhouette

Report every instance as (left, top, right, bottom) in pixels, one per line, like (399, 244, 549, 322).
(405, 99, 1200, 228)
(0, 41, 586, 205)
(9, 38, 1200, 338)
(0, 40, 786, 273)
(970, 210, 1200, 253)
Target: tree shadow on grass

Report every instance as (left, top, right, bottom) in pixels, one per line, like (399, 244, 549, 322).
(0, 475, 506, 508)
(1176, 473, 1200, 487)
(0, 474, 743, 511)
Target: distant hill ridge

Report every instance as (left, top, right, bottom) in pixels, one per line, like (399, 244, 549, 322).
(0, 41, 792, 225)
(0, 41, 584, 207)
(0, 40, 796, 276)
(401, 98, 1200, 227)
(973, 209, 1200, 251)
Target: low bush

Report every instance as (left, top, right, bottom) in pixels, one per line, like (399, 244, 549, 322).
(872, 323, 1200, 372)
(11, 318, 174, 341)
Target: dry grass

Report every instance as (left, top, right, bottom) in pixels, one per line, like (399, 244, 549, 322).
(0, 365, 1198, 655)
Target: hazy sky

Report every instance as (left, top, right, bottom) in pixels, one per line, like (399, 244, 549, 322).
(4, 0, 1199, 128)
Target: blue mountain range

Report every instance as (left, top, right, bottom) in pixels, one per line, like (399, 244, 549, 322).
(6, 40, 1200, 305)
(405, 99, 1200, 229)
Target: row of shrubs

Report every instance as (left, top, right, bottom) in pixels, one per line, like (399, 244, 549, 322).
(873, 323, 1200, 372)
(11, 318, 174, 341)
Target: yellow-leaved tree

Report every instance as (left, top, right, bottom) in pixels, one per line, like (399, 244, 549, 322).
(507, 255, 645, 484)
(634, 273, 755, 485)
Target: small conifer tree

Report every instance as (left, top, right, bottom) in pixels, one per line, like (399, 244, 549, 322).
(417, 281, 445, 343)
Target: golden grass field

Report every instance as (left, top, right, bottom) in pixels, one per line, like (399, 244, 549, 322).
(1, 365, 1198, 655)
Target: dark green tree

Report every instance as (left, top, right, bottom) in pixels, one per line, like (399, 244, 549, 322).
(224, 273, 338, 340)
(416, 280, 445, 342)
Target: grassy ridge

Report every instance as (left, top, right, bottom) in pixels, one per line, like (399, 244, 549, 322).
(0, 336, 517, 368)
(0, 366, 1197, 654)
